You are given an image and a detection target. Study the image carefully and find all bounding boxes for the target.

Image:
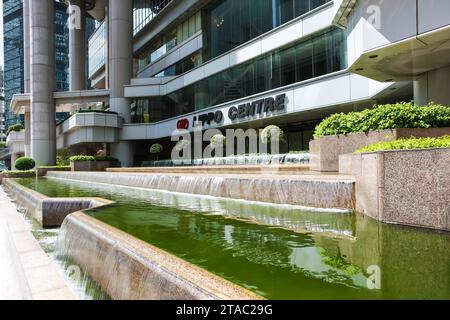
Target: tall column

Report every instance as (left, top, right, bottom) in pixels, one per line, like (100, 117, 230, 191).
(413, 74, 428, 106)
(414, 66, 450, 106)
(23, 0, 30, 92)
(68, 0, 86, 91)
(11, 153, 19, 171)
(23, 0, 31, 157)
(108, 0, 133, 167)
(30, 0, 56, 167)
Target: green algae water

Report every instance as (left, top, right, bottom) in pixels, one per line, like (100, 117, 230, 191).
(17, 177, 450, 300)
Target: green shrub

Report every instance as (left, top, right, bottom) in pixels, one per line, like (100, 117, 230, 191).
(6, 124, 24, 136)
(314, 102, 450, 137)
(69, 155, 96, 162)
(174, 140, 191, 152)
(2, 170, 36, 176)
(94, 155, 117, 162)
(0, 141, 6, 149)
(210, 135, 226, 149)
(150, 144, 163, 154)
(14, 157, 36, 171)
(260, 125, 285, 144)
(356, 136, 450, 153)
(69, 155, 119, 162)
(57, 148, 71, 166)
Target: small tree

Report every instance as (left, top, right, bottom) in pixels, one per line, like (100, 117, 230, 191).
(210, 134, 226, 149)
(260, 125, 285, 154)
(15, 157, 36, 171)
(150, 143, 163, 160)
(210, 134, 226, 157)
(260, 125, 285, 144)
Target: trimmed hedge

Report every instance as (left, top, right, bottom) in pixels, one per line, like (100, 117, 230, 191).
(314, 102, 450, 138)
(69, 155, 119, 162)
(6, 124, 24, 136)
(356, 136, 450, 153)
(69, 155, 96, 162)
(15, 157, 36, 171)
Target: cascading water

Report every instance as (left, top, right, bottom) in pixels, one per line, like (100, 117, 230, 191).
(142, 153, 310, 167)
(46, 171, 355, 210)
(15, 177, 450, 300)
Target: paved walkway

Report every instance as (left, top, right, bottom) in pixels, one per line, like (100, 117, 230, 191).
(0, 187, 77, 300)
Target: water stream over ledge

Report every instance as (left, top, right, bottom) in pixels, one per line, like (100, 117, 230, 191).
(15, 177, 450, 300)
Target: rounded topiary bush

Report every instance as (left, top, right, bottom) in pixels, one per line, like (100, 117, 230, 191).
(150, 143, 163, 154)
(15, 157, 36, 171)
(174, 139, 191, 152)
(260, 125, 285, 144)
(210, 134, 226, 149)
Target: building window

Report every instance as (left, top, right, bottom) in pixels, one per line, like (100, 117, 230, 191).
(132, 28, 346, 124)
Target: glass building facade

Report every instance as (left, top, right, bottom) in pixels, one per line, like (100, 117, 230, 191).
(88, 21, 106, 79)
(132, 28, 346, 123)
(3, 0, 24, 128)
(2, 0, 96, 129)
(133, 0, 173, 35)
(137, 0, 331, 76)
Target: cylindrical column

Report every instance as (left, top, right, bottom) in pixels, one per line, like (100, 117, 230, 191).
(69, 0, 86, 91)
(23, 0, 31, 157)
(30, 0, 56, 167)
(11, 153, 19, 171)
(108, 0, 133, 167)
(24, 112, 31, 157)
(23, 0, 30, 93)
(108, 0, 132, 121)
(414, 74, 428, 106)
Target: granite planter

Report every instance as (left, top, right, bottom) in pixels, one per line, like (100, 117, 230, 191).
(343, 148, 450, 231)
(37, 167, 71, 177)
(71, 161, 109, 172)
(310, 127, 450, 172)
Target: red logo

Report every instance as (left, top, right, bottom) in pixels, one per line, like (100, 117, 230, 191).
(177, 119, 189, 130)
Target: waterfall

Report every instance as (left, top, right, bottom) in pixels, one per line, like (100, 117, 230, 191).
(141, 152, 310, 167)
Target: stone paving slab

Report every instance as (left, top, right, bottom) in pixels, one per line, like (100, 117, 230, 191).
(0, 187, 78, 300)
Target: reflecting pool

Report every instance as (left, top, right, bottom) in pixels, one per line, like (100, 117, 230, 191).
(17, 177, 450, 300)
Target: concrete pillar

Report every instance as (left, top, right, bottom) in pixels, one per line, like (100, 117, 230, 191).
(414, 66, 450, 106)
(11, 154, 19, 171)
(30, 0, 56, 167)
(68, 0, 86, 91)
(24, 112, 31, 157)
(23, 0, 31, 157)
(108, 0, 133, 166)
(414, 74, 428, 106)
(23, 0, 30, 92)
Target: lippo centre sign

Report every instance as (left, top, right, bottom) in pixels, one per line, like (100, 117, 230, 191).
(189, 93, 287, 128)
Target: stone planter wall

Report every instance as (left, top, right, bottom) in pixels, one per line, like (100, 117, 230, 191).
(71, 161, 109, 172)
(343, 148, 450, 231)
(36, 167, 71, 177)
(310, 127, 450, 172)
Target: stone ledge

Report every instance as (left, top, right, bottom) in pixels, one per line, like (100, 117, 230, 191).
(0, 187, 77, 300)
(60, 211, 263, 300)
(341, 148, 450, 231)
(3, 179, 113, 227)
(310, 127, 450, 172)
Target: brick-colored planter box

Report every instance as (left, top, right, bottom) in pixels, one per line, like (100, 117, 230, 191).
(71, 161, 109, 172)
(310, 127, 450, 172)
(345, 148, 450, 231)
